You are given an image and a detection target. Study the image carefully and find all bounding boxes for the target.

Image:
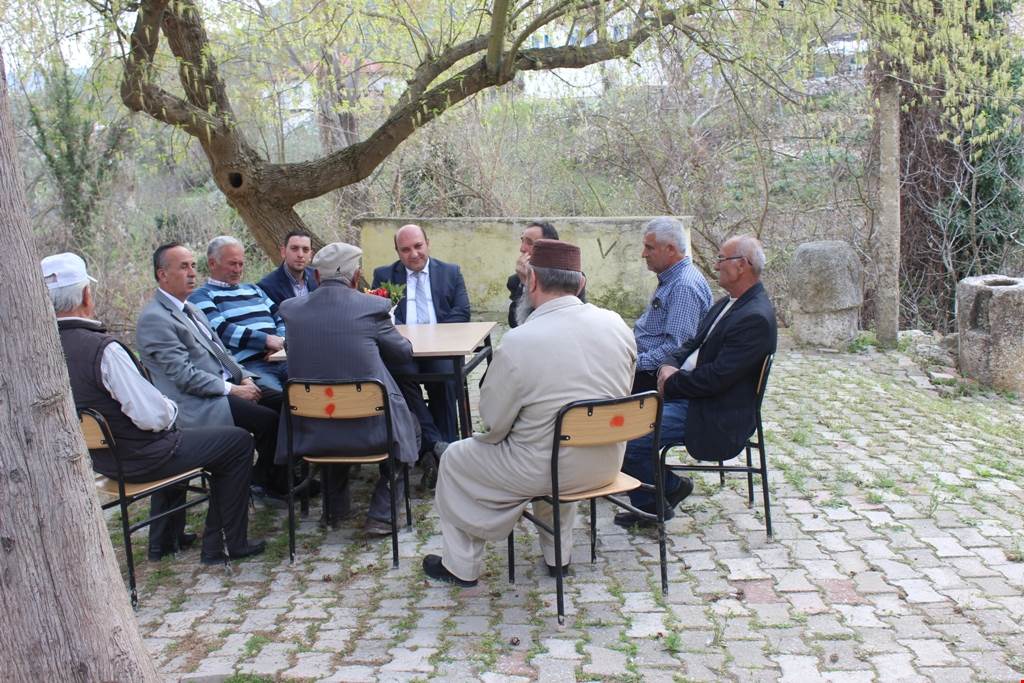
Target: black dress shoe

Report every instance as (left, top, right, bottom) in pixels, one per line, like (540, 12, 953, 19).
(546, 562, 572, 578)
(666, 476, 694, 510)
(148, 531, 200, 561)
(250, 485, 288, 509)
(613, 506, 675, 529)
(201, 540, 267, 565)
(422, 554, 477, 587)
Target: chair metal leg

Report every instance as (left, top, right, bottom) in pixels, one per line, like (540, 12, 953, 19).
(589, 499, 597, 564)
(287, 461, 296, 563)
(507, 533, 515, 584)
(388, 461, 399, 568)
(654, 454, 668, 596)
(403, 464, 412, 529)
(552, 502, 565, 625)
(745, 445, 755, 506)
(120, 499, 138, 609)
(759, 447, 773, 538)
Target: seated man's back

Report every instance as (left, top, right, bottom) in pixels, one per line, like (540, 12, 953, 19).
(425, 239, 637, 586)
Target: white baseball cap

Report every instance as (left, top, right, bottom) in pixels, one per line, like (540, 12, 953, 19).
(40, 252, 98, 290)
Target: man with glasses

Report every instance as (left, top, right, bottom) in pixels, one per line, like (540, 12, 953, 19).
(616, 234, 777, 527)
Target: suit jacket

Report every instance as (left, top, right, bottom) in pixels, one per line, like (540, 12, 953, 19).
(257, 263, 318, 306)
(276, 279, 420, 465)
(371, 257, 470, 324)
(136, 291, 251, 428)
(664, 282, 777, 462)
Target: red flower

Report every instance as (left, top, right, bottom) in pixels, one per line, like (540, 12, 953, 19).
(367, 288, 389, 298)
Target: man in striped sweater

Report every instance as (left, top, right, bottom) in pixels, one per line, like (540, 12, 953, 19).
(189, 236, 289, 394)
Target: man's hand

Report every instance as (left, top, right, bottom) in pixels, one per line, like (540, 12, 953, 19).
(515, 252, 530, 283)
(265, 334, 285, 352)
(656, 365, 679, 396)
(230, 378, 262, 402)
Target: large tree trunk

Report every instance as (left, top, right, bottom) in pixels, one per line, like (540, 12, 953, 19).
(0, 49, 159, 681)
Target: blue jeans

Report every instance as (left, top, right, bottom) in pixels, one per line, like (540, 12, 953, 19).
(244, 359, 288, 393)
(622, 399, 688, 510)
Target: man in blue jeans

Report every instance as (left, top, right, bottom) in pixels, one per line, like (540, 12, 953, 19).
(617, 234, 777, 527)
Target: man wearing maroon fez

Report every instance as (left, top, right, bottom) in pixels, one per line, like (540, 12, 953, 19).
(422, 239, 637, 586)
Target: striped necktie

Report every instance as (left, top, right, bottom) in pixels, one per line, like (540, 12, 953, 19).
(183, 305, 244, 383)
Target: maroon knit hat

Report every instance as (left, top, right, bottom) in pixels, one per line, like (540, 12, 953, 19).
(531, 239, 581, 272)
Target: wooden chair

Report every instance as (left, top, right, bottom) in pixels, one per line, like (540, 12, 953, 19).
(284, 380, 412, 567)
(660, 354, 775, 537)
(508, 391, 665, 624)
(80, 409, 211, 608)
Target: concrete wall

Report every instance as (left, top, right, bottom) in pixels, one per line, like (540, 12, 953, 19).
(354, 217, 693, 319)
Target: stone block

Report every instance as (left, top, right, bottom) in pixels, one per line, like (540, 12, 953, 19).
(957, 274, 1024, 392)
(788, 240, 863, 348)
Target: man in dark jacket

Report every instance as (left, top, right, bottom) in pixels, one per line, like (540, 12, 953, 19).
(257, 229, 319, 306)
(42, 252, 263, 564)
(280, 242, 421, 535)
(506, 221, 559, 327)
(615, 235, 777, 527)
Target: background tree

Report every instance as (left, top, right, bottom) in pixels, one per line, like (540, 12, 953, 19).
(104, 0, 693, 256)
(0, 47, 159, 681)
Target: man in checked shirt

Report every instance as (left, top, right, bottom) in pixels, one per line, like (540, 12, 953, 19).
(617, 216, 712, 527)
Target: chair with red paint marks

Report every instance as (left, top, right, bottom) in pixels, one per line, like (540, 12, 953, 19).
(284, 379, 411, 567)
(507, 390, 666, 624)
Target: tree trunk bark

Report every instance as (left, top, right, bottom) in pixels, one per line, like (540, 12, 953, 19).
(0, 49, 160, 682)
(875, 75, 901, 346)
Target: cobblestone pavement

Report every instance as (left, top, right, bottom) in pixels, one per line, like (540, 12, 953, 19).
(128, 336, 1024, 682)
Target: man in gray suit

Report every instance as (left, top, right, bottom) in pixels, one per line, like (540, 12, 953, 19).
(136, 243, 285, 506)
(278, 242, 421, 535)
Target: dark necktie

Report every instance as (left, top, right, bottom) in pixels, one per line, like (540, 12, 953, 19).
(183, 305, 244, 383)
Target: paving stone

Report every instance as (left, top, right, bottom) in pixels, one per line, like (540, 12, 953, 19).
(899, 638, 961, 666)
(582, 644, 628, 676)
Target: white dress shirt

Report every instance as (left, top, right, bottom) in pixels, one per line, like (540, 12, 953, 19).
(64, 316, 178, 431)
(404, 260, 437, 325)
(159, 288, 233, 394)
(681, 297, 736, 371)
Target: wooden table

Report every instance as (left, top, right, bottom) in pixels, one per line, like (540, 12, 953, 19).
(395, 322, 495, 439)
(270, 321, 496, 438)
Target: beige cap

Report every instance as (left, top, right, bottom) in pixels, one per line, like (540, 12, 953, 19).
(312, 242, 362, 280)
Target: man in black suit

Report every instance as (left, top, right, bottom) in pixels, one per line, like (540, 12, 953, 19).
(371, 224, 469, 446)
(615, 235, 777, 527)
(258, 229, 319, 306)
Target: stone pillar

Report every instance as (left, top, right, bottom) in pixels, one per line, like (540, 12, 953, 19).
(957, 275, 1024, 392)
(788, 240, 863, 348)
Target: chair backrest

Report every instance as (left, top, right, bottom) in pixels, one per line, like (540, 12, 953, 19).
(287, 380, 387, 420)
(755, 354, 774, 409)
(556, 392, 661, 448)
(79, 409, 113, 450)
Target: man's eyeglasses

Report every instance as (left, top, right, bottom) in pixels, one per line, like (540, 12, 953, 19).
(716, 255, 748, 264)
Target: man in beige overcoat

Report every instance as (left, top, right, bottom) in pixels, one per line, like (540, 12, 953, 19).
(423, 239, 637, 586)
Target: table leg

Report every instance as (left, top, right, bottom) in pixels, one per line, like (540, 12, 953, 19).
(455, 356, 471, 439)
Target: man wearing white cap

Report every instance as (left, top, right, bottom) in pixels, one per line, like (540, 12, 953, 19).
(43, 252, 265, 565)
(277, 242, 421, 534)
